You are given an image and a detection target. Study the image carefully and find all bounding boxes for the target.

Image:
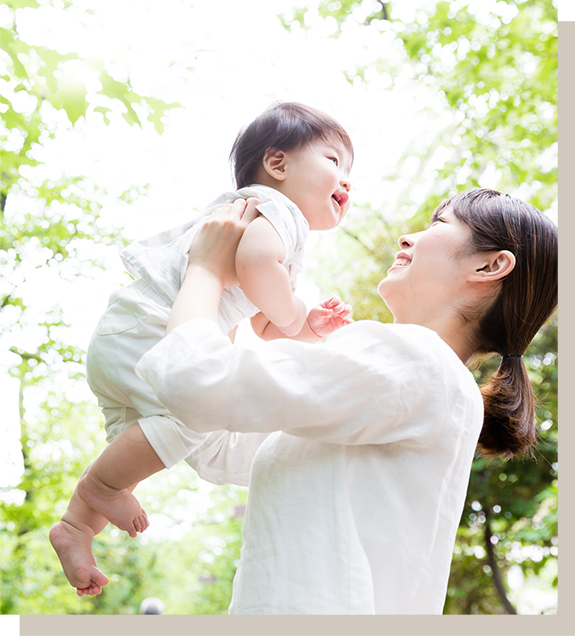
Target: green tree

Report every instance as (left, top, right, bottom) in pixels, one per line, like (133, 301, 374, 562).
(1, 0, 179, 378)
(1, 0, 180, 614)
(282, 0, 558, 614)
(149, 485, 247, 615)
(1, 390, 246, 615)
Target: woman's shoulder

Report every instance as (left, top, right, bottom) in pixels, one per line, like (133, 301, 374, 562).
(327, 320, 479, 391)
(322, 320, 483, 441)
(327, 320, 448, 354)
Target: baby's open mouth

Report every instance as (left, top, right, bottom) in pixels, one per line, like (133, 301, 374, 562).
(332, 192, 349, 209)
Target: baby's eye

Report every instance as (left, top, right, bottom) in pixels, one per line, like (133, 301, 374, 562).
(328, 157, 338, 166)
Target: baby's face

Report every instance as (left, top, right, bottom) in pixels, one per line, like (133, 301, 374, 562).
(278, 137, 352, 230)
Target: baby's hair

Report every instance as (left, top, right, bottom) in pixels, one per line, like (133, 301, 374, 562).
(434, 189, 558, 458)
(230, 102, 354, 189)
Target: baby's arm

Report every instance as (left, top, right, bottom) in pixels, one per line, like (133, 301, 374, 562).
(236, 216, 307, 338)
(251, 296, 353, 342)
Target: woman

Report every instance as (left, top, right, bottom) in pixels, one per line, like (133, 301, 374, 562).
(135, 188, 558, 614)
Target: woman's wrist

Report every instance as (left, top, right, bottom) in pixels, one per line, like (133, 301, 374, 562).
(167, 264, 225, 334)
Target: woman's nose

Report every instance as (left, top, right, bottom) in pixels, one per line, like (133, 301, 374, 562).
(398, 234, 414, 249)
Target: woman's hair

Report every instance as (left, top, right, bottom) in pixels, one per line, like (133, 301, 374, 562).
(229, 102, 354, 189)
(433, 188, 558, 459)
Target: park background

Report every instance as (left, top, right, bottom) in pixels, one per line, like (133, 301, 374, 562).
(0, 0, 557, 615)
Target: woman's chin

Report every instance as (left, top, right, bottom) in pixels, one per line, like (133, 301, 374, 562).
(377, 279, 402, 319)
(377, 277, 390, 300)
(375, 281, 389, 308)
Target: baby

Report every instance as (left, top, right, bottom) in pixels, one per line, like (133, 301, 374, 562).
(49, 102, 354, 596)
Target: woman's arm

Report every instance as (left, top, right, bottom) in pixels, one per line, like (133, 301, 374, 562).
(138, 317, 463, 447)
(144, 200, 463, 448)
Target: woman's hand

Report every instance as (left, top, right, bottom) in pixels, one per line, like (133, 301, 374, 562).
(187, 197, 260, 289)
(167, 198, 260, 334)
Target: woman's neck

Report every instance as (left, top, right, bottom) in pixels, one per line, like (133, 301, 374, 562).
(394, 312, 477, 364)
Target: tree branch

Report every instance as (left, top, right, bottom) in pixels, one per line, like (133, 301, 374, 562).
(484, 511, 517, 614)
(379, 2, 388, 21)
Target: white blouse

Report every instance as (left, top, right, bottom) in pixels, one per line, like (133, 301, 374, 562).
(136, 318, 484, 614)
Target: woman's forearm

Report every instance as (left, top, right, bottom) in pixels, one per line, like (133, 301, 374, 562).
(167, 265, 224, 334)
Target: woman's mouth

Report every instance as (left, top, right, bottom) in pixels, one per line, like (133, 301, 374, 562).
(389, 252, 412, 271)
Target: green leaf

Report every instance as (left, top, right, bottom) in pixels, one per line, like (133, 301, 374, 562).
(93, 105, 112, 125)
(96, 67, 142, 128)
(2, 0, 41, 9)
(0, 27, 28, 79)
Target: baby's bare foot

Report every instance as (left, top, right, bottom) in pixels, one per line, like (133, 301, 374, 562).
(77, 473, 149, 538)
(49, 520, 109, 596)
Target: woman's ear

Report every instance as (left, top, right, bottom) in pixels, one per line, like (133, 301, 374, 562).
(469, 250, 516, 282)
(262, 148, 288, 182)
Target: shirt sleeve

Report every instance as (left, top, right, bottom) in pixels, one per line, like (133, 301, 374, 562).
(183, 429, 272, 487)
(136, 318, 460, 447)
(237, 186, 309, 268)
(253, 198, 299, 262)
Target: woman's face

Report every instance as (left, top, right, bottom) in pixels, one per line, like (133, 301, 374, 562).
(378, 207, 477, 323)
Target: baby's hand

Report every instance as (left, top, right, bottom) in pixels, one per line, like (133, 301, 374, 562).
(307, 296, 353, 338)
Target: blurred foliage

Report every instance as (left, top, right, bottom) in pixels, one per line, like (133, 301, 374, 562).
(0, 0, 196, 616)
(1, 0, 179, 384)
(0, 390, 246, 615)
(151, 487, 247, 615)
(286, 0, 558, 615)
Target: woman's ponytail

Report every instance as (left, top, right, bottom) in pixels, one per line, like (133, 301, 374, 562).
(434, 189, 558, 458)
(478, 357, 536, 458)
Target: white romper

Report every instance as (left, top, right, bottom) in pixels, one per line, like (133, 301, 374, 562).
(86, 185, 309, 470)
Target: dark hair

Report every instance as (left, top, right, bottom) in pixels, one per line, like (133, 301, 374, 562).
(433, 188, 558, 459)
(229, 102, 354, 189)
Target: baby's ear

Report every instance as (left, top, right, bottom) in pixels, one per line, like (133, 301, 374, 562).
(262, 148, 287, 182)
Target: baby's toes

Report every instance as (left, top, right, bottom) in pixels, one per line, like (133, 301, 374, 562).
(134, 512, 148, 533)
(127, 524, 138, 538)
(133, 517, 142, 533)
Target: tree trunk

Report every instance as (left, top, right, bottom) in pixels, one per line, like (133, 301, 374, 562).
(484, 511, 517, 614)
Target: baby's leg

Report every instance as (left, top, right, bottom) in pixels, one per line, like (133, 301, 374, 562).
(50, 466, 118, 596)
(77, 422, 165, 536)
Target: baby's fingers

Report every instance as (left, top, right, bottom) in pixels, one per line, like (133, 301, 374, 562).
(323, 295, 341, 308)
(330, 301, 352, 316)
(339, 303, 353, 316)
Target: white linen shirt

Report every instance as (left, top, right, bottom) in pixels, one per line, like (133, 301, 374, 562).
(120, 185, 309, 334)
(136, 318, 484, 614)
